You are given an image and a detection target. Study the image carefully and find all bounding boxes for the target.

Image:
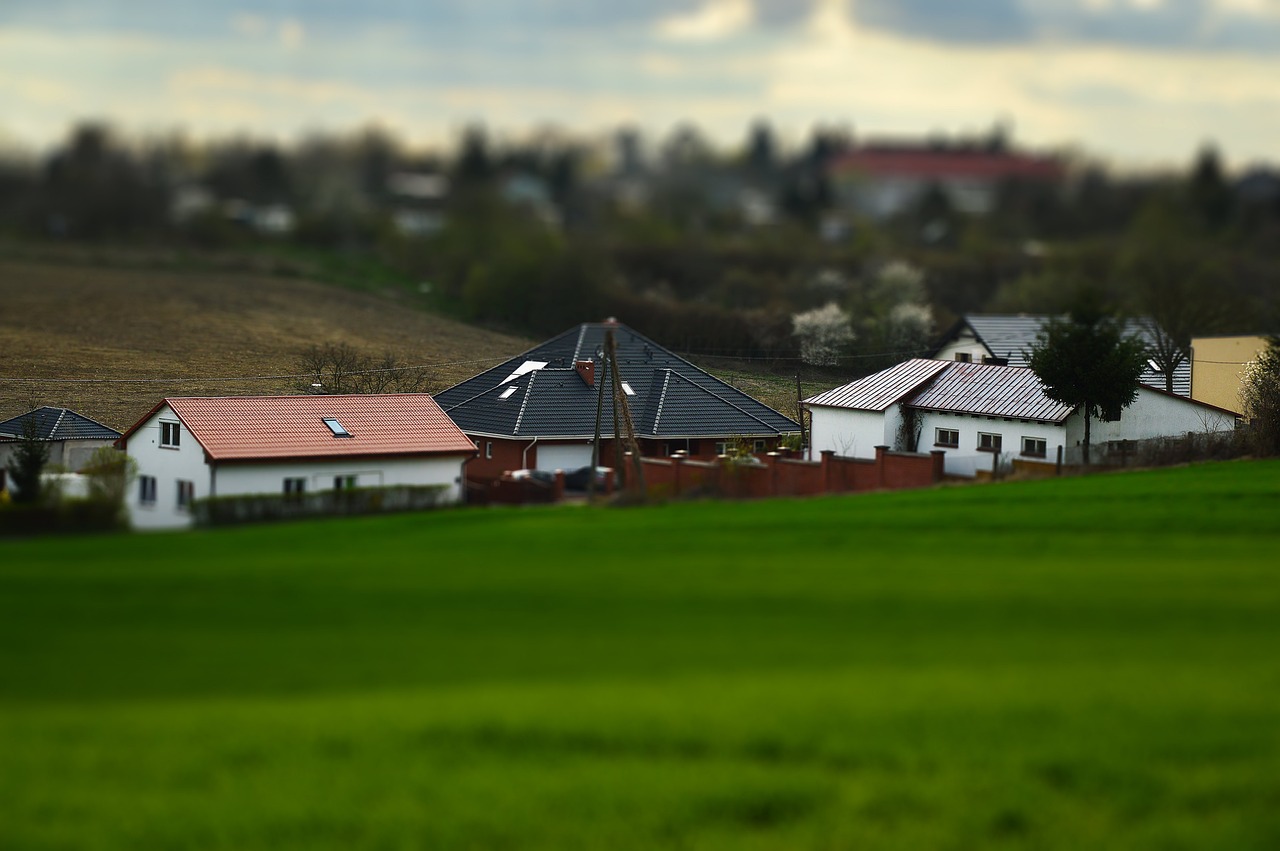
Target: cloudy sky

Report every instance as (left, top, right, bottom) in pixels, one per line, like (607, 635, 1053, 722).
(2, 0, 1277, 167)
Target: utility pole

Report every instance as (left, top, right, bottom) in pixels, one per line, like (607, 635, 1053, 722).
(605, 328, 645, 494)
(589, 346, 604, 501)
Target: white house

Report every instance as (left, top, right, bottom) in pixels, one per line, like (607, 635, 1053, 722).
(805, 359, 1238, 477)
(117, 394, 477, 530)
(932, 314, 1191, 396)
(0, 406, 121, 495)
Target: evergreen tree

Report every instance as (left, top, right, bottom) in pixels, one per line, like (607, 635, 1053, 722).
(5, 416, 50, 504)
(1029, 298, 1149, 465)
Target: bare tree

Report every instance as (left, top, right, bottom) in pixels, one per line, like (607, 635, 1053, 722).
(297, 342, 435, 394)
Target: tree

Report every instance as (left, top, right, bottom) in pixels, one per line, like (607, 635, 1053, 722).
(1240, 337, 1280, 456)
(297, 342, 435, 394)
(1120, 201, 1231, 392)
(5, 416, 50, 504)
(1028, 299, 1149, 465)
(81, 446, 138, 524)
(792, 302, 855, 366)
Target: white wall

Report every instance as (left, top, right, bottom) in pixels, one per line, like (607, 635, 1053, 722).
(933, 334, 990, 365)
(919, 411, 1065, 477)
(1065, 387, 1236, 449)
(807, 406, 890, 460)
(125, 404, 467, 530)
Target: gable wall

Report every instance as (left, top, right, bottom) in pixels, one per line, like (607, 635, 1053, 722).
(1066, 387, 1237, 448)
(807, 406, 890, 460)
(124, 404, 211, 530)
(933, 331, 991, 365)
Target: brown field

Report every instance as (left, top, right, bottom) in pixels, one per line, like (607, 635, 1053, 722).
(0, 261, 532, 430)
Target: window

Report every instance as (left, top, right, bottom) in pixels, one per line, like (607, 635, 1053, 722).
(284, 478, 306, 501)
(323, 418, 351, 437)
(1021, 437, 1047, 458)
(1103, 405, 1122, 423)
(754, 440, 766, 452)
(714, 441, 728, 456)
(499, 385, 518, 400)
(160, 421, 180, 448)
(954, 352, 972, 363)
(621, 381, 635, 396)
(485, 441, 493, 459)
(139, 475, 157, 505)
(176, 480, 194, 511)
(977, 432, 1002, 452)
(934, 428, 959, 448)
(334, 475, 357, 491)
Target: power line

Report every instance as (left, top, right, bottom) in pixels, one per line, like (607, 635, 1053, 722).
(0, 355, 512, 385)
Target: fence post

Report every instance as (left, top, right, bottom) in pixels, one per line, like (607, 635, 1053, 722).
(821, 450, 834, 494)
(875, 445, 888, 488)
(1056, 445, 1063, 476)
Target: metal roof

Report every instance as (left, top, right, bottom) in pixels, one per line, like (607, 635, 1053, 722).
(434, 321, 799, 439)
(907, 362, 1076, 423)
(0, 407, 121, 441)
(119, 395, 476, 461)
(803, 359, 949, 411)
(951, 314, 1191, 395)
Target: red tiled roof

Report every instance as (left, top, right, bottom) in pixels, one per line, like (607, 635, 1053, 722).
(121, 395, 476, 461)
(832, 148, 1062, 181)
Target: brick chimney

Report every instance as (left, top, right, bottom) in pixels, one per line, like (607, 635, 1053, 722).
(575, 359, 595, 387)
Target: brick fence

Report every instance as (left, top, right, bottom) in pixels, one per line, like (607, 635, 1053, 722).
(635, 446, 945, 500)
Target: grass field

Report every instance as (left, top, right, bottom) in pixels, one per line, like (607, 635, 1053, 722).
(3, 461, 1280, 849)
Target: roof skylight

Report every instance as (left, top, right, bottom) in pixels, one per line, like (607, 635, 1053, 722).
(323, 417, 351, 437)
(621, 381, 635, 396)
(500, 360, 548, 384)
(499, 386, 518, 399)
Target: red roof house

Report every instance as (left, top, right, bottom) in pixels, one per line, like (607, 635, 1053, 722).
(118, 395, 476, 529)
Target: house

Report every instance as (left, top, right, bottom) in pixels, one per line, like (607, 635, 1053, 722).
(1190, 335, 1274, 415)
(0, 407, 121, 493)
(828, 142, 1062, 219)
(433, 319, 800, 482)
(116, 395, 476, 530)
(933, 314, 1191, 396)
(805, 359, 1238, 477)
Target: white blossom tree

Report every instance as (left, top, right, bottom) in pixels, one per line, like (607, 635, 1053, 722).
(792, 302, 855, 367)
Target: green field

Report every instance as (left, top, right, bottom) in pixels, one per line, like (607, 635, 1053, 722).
(3, 462, 1280, 849)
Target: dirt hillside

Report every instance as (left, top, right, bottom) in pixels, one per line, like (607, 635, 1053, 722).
(0, 261, 531, 431)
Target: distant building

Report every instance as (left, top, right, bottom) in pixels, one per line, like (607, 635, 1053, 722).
(1190, 335, 1274, 415)
(829, 142, 1062, 219)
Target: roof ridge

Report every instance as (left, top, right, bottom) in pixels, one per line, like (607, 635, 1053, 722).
(652, 370, 672, 432)
(48, 408, 68, 440)
(513, 371, 536, 435)
(663, 370, 783, 432)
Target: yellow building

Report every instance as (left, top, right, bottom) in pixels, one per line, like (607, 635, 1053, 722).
(1190, 336, 1271, 415)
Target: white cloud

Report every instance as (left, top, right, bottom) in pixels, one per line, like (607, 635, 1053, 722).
(230, 13, 269, 39)
(278, 18, 305, 50)
(656, 0, 754, 41)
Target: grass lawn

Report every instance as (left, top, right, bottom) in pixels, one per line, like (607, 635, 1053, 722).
(3, 461, 1279, 849)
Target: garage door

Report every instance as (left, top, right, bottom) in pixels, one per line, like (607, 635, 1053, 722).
(536, 443, 593, 472)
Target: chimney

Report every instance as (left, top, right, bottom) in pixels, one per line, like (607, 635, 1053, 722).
(575, 359, 595, 387)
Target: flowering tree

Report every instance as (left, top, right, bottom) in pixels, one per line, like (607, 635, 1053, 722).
(792, 302, 855, 367)
(1241, 338, 1280, 456)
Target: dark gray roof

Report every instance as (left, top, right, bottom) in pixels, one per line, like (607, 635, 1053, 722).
(0, 407, 121, 441)
(942, 314, 1191, 395)
(434, 322, 799, 439)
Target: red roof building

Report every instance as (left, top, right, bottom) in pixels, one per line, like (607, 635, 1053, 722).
(118, 395, 476, 529)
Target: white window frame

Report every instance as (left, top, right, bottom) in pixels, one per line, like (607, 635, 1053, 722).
(284, 477, 306, 499)
(977, 432, 1002, 452)
(159, 420, 180, 449)
(935, 428, 959, 448)
(485, 441, 493, 459)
